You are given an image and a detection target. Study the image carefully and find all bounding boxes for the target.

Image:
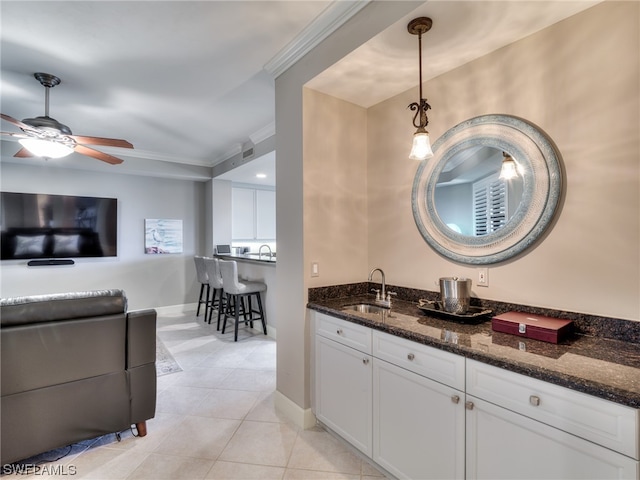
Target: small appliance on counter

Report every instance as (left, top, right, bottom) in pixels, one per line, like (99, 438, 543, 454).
(439, 277, 472, 314)
(491, 311, 574, 344)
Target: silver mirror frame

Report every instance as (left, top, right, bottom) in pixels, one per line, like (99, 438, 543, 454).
(412, 114, 562, 265)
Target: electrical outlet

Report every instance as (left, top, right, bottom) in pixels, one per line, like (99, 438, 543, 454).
(478, 268, 489, 287)
(311, 262, 319, 277)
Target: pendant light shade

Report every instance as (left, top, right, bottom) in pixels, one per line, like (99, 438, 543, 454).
(19, 138, 74, 159)
(407, 17, 434, 161)
(409, 129, 433, 161)
(499, 152, 519, 180)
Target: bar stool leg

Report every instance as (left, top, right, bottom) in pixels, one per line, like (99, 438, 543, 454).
(234, 294, 241, 342)
(197, 283, 205, 316)
(256, 292, 267, 335)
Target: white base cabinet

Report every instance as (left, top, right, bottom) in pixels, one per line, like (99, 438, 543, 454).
(373, 358, 465, 479)
(312, 311, 640, 480)
(466, 395, 638, 479)
(315, 324, 372, 456)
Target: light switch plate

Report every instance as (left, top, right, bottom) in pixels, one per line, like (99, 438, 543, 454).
(311, 262, 319, 277)
(478, 268, 488, 287)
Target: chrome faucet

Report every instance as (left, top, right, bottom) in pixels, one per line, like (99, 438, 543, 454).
(258, 244, 273, 258)
(368, 267, 395, 307)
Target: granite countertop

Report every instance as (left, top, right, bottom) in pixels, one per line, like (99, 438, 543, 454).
(215, 253, 276, 265)
(308, 290, 640, 409)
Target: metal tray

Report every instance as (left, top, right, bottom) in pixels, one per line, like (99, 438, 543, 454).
(417, 299, 492, 322)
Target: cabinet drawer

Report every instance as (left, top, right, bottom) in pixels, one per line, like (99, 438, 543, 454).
(467, 359, 639, 459)
(373, 330, 465, 390)
(315, 312, 372, 354)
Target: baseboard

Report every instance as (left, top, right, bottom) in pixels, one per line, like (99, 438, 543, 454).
(154, 303, 197, 315)
(274, 390, 316, 429)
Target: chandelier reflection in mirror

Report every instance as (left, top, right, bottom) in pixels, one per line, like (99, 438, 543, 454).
(408, 17, 434, 161)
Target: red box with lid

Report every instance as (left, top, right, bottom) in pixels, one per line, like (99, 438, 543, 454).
(491, 311, 574, 344)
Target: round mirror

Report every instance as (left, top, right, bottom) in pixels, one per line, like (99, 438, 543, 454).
(412, 114, 562, 264)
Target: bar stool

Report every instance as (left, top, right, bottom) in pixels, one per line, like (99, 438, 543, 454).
(193, 256, 210, 319)
(203, 257, 225, 330)
(218, 259, 267, 342)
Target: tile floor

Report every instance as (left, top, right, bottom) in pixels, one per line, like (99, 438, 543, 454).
(5, 309, 389, 480)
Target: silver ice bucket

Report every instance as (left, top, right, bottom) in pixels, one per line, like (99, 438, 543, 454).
(439, 277, 472, 314)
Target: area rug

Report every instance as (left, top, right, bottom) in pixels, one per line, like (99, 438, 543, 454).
(156, 336, 182, 376)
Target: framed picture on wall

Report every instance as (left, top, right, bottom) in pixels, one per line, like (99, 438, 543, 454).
(145, 219, 183, 254)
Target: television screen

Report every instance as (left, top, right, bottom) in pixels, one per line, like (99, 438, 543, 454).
(1, 192, 117, 260)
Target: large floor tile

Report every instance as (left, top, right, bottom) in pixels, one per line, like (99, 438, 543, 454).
(218, 421, 298, 467)
(283, 469, 360, 480)
(287, 428, 362, 475)
(191, 388, 260, 420)
(153, 416, 240, 460)
(126, 453, 214, 480)
(205, 460, 285, 480)
(155, 385, 210, 415)
(219, 368, 276, 392)
(170, 366, 234, 388)
(245, 392, 295, 425)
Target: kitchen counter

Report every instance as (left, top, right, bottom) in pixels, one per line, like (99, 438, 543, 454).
(308, 287, 640, 409)
(215, 253, 276, 265)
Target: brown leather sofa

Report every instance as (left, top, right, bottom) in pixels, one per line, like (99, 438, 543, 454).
(0, 289, 157, 465)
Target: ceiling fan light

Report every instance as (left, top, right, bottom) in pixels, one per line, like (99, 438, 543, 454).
(19, 138, 74, 159)
(499, 154, 519, 180)
(409, 130, 433, 161)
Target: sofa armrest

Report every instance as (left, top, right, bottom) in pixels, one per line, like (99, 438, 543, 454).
(127, 309, 156, 369)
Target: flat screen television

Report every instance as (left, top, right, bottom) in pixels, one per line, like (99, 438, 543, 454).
(1, 192, 117, 260)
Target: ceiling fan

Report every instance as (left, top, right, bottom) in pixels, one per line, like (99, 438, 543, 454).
(1, 72, 133, 165)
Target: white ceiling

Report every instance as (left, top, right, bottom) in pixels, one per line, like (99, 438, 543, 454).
(1, 0, 600, 182)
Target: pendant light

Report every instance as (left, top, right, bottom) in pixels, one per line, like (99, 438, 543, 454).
(499, 152, 519, 180)
(407, 17, 434, 161)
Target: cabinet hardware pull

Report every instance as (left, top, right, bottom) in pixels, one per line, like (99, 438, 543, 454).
(363, 358, 370, 365)
(336, 329, 343, 335)
(407, 353, 415, 361)
(451, 395, 460, 404)
(465, 401, 474, 410)
(529, 395, 541, 406)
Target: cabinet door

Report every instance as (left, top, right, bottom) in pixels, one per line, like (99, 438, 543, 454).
(373, 359, 465, 480)
(466, 395, 639, 480)
(315, 335, 372, 457)
(256, 190, 275, 240)
(232, 188, 255, 239)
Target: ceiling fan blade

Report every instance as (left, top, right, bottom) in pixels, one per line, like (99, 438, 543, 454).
(70, 135, 134, 149)
(1, 131, 28, 140)
(14, 147, 35, 158)
(1, 113, 33, 131)
(74, 144, 124, 165)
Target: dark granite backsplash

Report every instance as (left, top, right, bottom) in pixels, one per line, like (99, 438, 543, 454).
(308, 282, 640, 344)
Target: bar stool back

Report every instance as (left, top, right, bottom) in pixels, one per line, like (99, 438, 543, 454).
(203, 257, 225, 329)
(193, 256, 210, 319)
(218, 259, 267, 341)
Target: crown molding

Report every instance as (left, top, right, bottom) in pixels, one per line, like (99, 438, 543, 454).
(249, 121, 275, 145)
(264, 0, 372, 79)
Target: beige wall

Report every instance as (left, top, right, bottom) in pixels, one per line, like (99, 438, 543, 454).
(304, 88, 369, 287)
(367, 1, 639, 321)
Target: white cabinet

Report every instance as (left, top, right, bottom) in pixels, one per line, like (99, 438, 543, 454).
(466, 396, 638, 479)
(373, 330, 465, 479)
(373, 358, 465, 479)
(231, 187, 275, 240)
(315, 314, 372, 456)
(313, 311, 640, 480)
(256, 190, 275, 239)
(466, 359, 639, 480)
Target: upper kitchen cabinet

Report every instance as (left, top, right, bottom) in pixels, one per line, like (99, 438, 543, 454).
(232, 186, 276, 241)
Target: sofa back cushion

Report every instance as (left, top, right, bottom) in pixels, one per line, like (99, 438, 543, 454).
(2, 314, 127, 396)
(0, 289, 126, 327)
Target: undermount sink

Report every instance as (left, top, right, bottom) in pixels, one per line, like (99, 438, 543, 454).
(343, 303, 388, 314)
